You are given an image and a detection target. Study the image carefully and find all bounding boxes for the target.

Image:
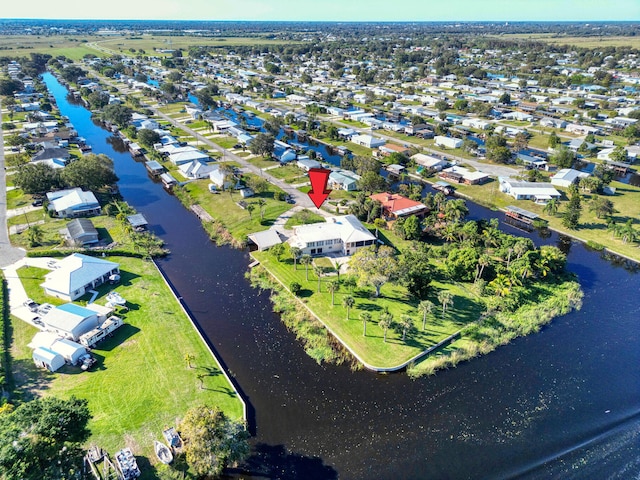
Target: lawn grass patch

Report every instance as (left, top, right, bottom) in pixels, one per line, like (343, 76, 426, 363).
(284, 209, 325, 229)
(12, 256, 244, 463)
(252, 249, 485, 368)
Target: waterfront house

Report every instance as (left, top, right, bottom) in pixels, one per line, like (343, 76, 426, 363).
(499, 178, 561, 204)
(550, 168, 589, 188)
(288, 215, 377, 256)
(41, 253, 120, 301)
(31, 146, 71, 169)
(411, 153, 448, 171)
(46, 188, 101, 218)
(440, 166, 490, 185)
(370, 193, 428, 220)
(434, 136, 463, 149)
(178, 159, 218, 179)
(350, 134, 385, 149)
(60, 218, 99, 246)
(40, 304, 100, 341)
(329, 170, 360, 191)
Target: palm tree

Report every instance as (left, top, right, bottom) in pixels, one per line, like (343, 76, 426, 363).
(488, 274, 512, 297)
(196, 373, 205, 390)
(246, 203, 256, 219)
(378, 311, 393, 343)
(475, 254, 491, 283)
(360, 312, 372, 336)
(620, 219, 637, 244)
(327, 281, 339, 305)
(313, 264, 323, 292)
(418, 300, 435, 330)
(333, 260, 345, 282)
(437, 291, 453, 319)
(399, 315, 413, 342)
(257, 198, 267, 220)
(300, 254, 312, 281)
(342, 295, 355, 320)
(184, 353, 195, 369)
(543, 198, 559, 216)
(27, 225, 44, 247)
(290, 246, 302, 270)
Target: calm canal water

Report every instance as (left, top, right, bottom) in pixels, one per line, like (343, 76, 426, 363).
(43, 73, 640, 480)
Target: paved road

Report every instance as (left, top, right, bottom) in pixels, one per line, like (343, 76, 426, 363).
(0, 99, 27, 268)
(151, 107, 316, 208)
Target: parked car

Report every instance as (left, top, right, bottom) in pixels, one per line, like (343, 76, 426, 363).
(32, 316, 44, 327)
(31, 198, 43, 207)
(23, 299, 39, 312)
(37, 303, 53, 316)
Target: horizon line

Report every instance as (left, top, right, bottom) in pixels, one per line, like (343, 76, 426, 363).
(1, 18, 639, 23)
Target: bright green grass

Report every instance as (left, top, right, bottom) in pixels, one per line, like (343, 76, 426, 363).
(12, 256, 244, 469)
(247, 156, 279, 169)
(283, 209, 325, 229)
(180, 176, 291, 239)
(266, 164, 307, 183)
(0, 35, 106, 60)
(253, 250, 485, 368)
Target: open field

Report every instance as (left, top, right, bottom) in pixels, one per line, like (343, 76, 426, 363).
(95, 35, 302, 56)
(0, 35, 105, 60)
(497, 34, 640, 49)
(11, 256, 244, 475)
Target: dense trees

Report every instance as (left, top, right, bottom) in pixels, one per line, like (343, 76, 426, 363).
(0, 396, 90, 480)
(249, 133, 275, 157)
(60, 153, 118, 191)
(550, 146, 576, 169)
(13, 162, 61, 194)
(102, 104, 133, 127)
(179, 405, 249, 478)
(137, 128, 161, 147)
(350, 245, 399, 297)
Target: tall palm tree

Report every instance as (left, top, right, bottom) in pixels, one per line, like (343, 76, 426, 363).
(360, 312, 372, 336)
(327, 281, 339, 305)
(333, 260, 345, 282)
(418, 300, 435, 330)
(342, 295, 355, 320)
(378, 311, 393, 343)
(475, 254, 491, 283)
(290, 246, 302, 270)
(399, 315, 413, 342)
(313, 264, 323, 292)
(257, 198, 267, 220)
(300, 254, 312, 281)
(437, 291, 453, 319)
(488, 274, 511, 297)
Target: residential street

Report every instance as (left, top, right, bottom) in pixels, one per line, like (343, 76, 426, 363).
(0, 99, 27, 268)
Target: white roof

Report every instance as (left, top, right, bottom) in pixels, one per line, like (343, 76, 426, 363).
(248, 230, 284, 251)
(32, 347, 64, 365)
(411, 153, 447, 167)
(169, 150, 210, 164)
(551, 168, 588, 184)
(28, 331, 62, 349)
(41, 253, 119, 297)
(49, 337, 86, 358)
(291, 215, 376, 245)
(42, 303, 97, 332)
(47, 188, 99, 212)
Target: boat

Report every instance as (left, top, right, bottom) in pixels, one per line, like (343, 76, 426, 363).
(106, 291, 126, 306)
(162, 427, 183, 450)
(115, 447, 140, 479)
(154, 441, 173, 464)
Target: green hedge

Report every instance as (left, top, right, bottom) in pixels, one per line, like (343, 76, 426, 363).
(26, 249, 147, 258)
(0, 272, 12, 394)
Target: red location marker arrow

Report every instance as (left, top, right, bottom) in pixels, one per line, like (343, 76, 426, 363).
(307, 167, 332, 209)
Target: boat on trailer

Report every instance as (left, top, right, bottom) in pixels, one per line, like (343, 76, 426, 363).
(162, 426, 183, 450)
(154, 440, 173, 464)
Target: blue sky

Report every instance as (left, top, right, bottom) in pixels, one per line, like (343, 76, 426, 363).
(4, 0, 640, 21)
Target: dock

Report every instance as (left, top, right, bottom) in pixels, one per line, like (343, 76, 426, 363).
(504, 205, 539, 231)
(190, 205, 213, 222)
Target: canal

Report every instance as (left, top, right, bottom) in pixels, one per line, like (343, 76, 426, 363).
(43, 72, 640, 479)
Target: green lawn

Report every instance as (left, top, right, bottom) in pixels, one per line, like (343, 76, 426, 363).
(284, 209, 325, 229)
(267, 164, 307, 183)
(179, 175, 292, 240)
(12, 256, 244, 475)
(253, 250, 485, 368)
